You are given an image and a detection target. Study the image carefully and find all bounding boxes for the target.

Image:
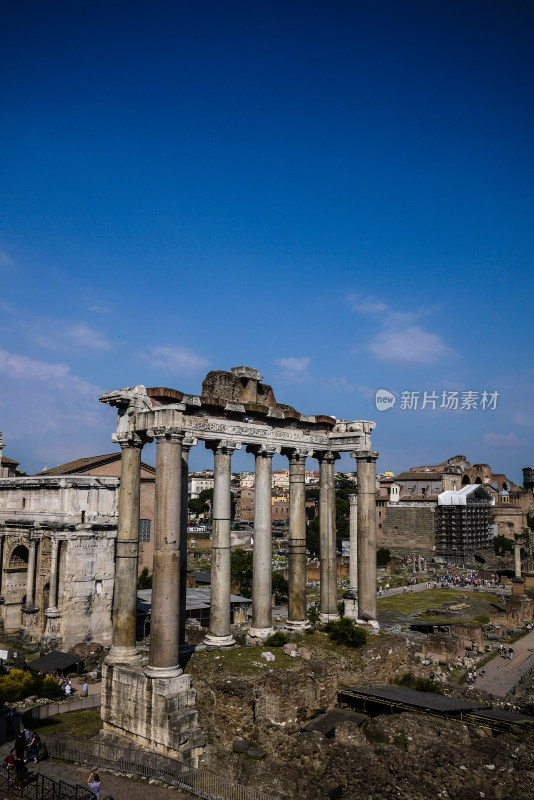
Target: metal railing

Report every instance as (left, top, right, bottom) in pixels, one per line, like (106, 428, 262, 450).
(46, 735, 281, 800)
(0, 767, 94, 800)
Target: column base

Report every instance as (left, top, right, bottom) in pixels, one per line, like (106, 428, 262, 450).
(145, 664, 182, 679)
(357, 617, 380, 632)
(106, 646, 146, 666)
(248, 626, 273, 640)
(204, 633, 235, 647)
(285, 619, 311, 631)
(343, 595, 359, 620)
(319, 612, 339, 623)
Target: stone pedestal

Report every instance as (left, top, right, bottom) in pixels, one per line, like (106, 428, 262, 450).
(19, 603, 40, 645)
(101, 663, 205, 765)
(41, 607, 62, 651)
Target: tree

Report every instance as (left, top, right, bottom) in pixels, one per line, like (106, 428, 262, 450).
(272, 571, 288, 602)
(138, 566, 152, 589)
(494, 534, 514, 557)
(231, 549, 253, 597)
(376, 548, 391, 567)
(188, 497, 209, 515)
(306, 517, 320, 556)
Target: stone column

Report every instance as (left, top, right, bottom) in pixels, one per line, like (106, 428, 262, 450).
(24, 540, 37, 608)
(180, 437, 197, 650)
(48, 538, 60, 609)
(146, 427, 183, 678)
(286, 449, 309, 629)
(353, 451, 379, 629)
(249, 445, 275, 638)
(343, 494, 358, 619)
(318, 453, 338, 622)
(514, 544, 522, 579)
(205, 440, 240, 646)
(42, 538, 61, 647)
(107, 433, 145, 665)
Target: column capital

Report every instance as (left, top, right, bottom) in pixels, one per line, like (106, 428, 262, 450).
(284, 447, 312, 462)
(349, 493, 358, 506)
(113, 431, 146, 449)
(246, 443, 278, 458)
(182, 436, 198, 452)
(315, 450, 339, 464)
(351, 450, 379, 462)
(205, 439, 242, 456)
(151, 426, 184, 443)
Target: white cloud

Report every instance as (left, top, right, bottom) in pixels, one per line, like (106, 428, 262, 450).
(369, 325, 453, 365)
(347, 294, 388, 315)
(348, 294, 453, 367)
(0, 348, 111, 473)
(482, 433, 528, 448)
(1, 305, 111, 352)
(320, 376, 355, 392)
(274, 356, 311, 383)
(144, 345, 210, 375)
(65, 323, 111, 350)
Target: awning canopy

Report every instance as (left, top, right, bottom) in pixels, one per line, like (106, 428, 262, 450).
(30, 650, 81, 673)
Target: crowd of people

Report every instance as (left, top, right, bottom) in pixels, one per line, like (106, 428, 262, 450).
(432, 571, 499, 589)
(4, 726, 41, 788)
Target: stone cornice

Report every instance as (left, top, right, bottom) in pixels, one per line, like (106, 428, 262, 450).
(101, 381, 377, 455)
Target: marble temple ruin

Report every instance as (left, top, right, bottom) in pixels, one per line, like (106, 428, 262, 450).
(99, 366, 378, 761)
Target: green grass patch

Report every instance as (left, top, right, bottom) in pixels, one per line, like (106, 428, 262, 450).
(35, 709, 102, 740)
(377, 589, 500, 625)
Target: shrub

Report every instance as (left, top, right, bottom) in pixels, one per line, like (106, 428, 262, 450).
(137, 567, 152, 589)
(264, 631, 289, 648)
(395, 672, 443, 695)
(307, 602, 320, 625)
(324, 617, 367, 648)
(40, 676, 63, 699)
(377, 547, 391, 567)
(0, 670, 38, 703)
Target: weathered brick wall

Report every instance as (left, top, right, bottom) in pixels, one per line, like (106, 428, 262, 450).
(382, 505, 436, 557)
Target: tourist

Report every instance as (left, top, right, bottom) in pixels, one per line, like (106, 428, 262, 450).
(87, 771, 102, 799)
(5, 708, 14, 735)
(4, 749, 15, 773)
(14, 753, 25, 789)
(14, 731, 26, 761)
(64, 682, 71, 697)
(508, 647, 514, 660)
(28, 730, 41, 763)
(467, 671, 473, 684)
(82, 680, 89, 697)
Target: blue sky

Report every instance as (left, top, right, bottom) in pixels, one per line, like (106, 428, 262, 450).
(1, 1, 533, 482)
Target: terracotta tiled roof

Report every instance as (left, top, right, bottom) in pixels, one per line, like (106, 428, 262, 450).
(35, 453, 155, 476)
(1, 456, 19, 466)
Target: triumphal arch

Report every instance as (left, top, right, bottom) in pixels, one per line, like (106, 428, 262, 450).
(99, 366, 378, 761)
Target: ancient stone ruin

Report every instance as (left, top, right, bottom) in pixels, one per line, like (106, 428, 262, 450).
(99, 366, 378, 762)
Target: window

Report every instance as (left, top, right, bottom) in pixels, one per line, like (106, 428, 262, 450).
(139, 519, 151, 543)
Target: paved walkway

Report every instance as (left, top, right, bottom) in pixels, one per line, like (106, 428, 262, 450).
(0, 717, 192, 800)
(474, 629, 534, 697)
